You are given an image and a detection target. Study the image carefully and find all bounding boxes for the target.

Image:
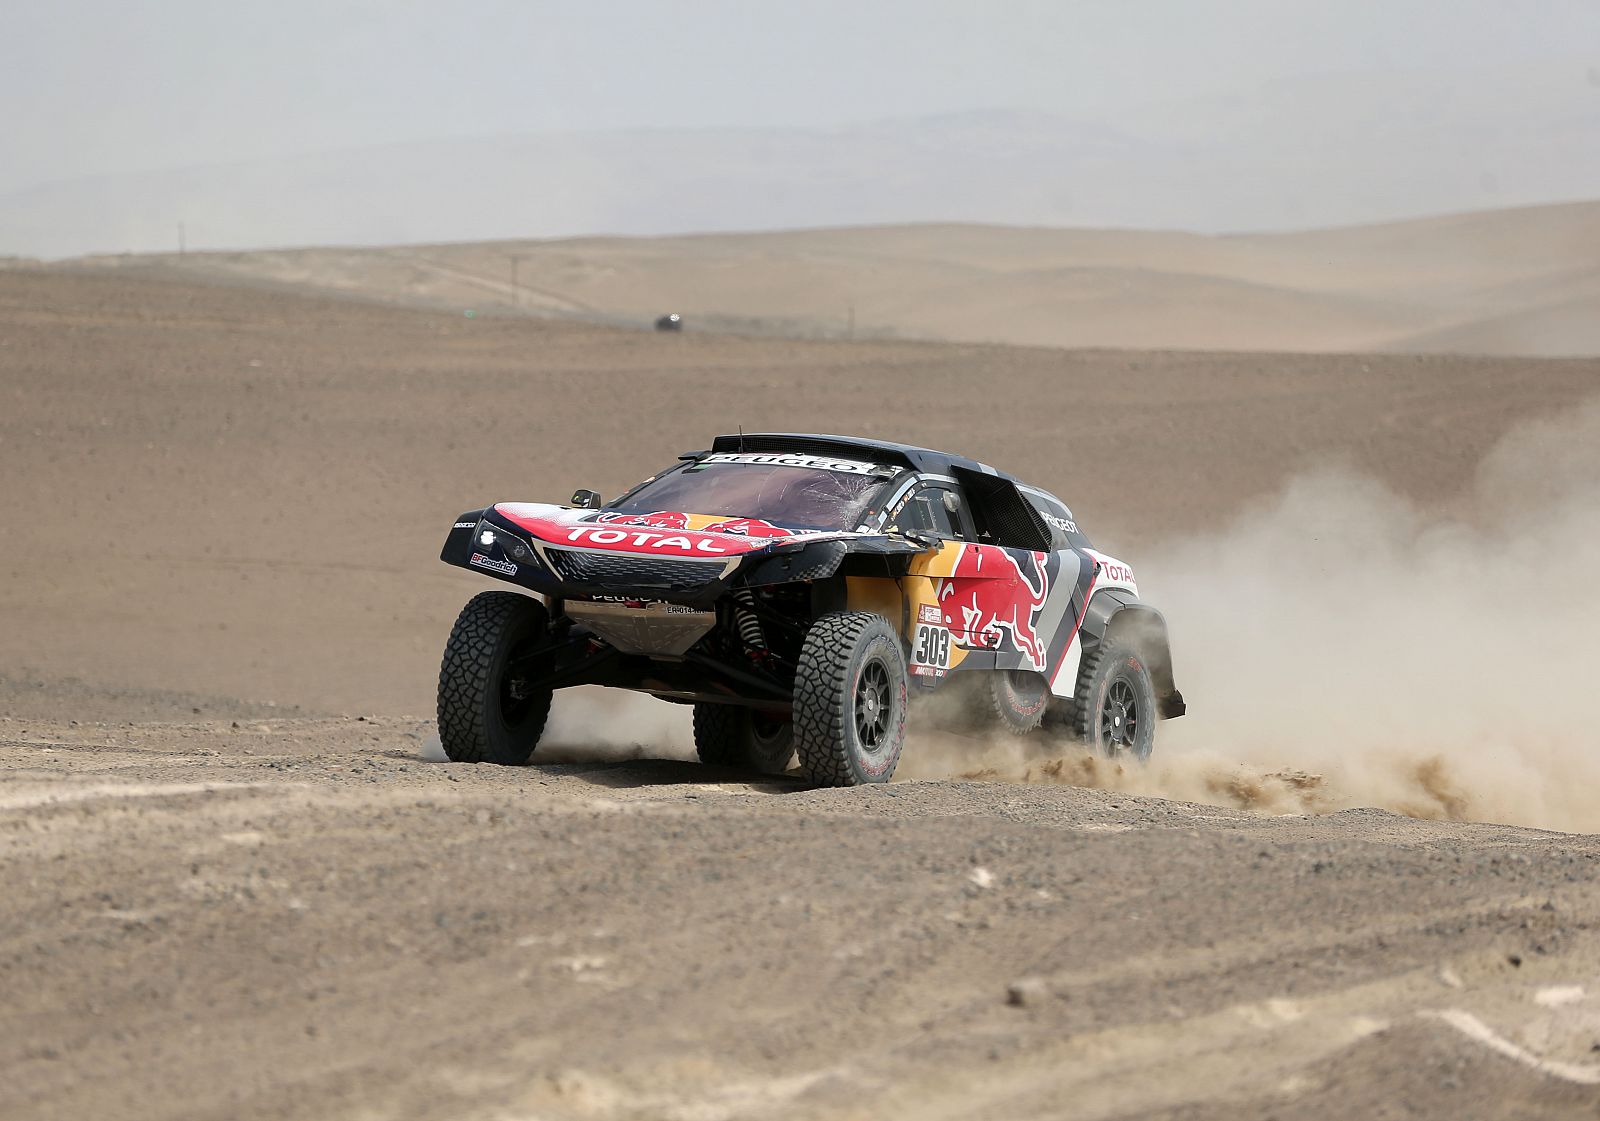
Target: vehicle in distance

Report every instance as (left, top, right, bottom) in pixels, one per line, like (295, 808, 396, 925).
(436, 433, 1183, 786)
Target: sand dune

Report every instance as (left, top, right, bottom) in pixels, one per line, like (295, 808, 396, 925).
(68, 199, 1600, 355)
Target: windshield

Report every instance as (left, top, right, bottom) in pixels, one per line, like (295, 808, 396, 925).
(612, 455, 892, 532)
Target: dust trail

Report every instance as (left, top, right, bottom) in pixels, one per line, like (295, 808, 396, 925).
(907, 397, 1600, 833)
(420, 687, 694, 764)
(540, 687, 694, 763)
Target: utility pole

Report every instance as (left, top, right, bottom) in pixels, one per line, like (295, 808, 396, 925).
(847, 301, 855, 339)
(178, 222, 186, 256)
(509, 256, 519, 308)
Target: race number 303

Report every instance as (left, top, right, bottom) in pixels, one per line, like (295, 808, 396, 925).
(912, 623, 950, 671)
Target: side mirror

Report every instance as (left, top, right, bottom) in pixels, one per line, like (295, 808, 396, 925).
(570, 488, 603, 510)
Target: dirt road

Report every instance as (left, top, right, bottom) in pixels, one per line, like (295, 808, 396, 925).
(4, 715, 1599, 1120)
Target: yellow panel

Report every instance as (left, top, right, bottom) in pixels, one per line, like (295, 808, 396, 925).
(906, 540, 967, 579)
(846, 576, 906, 636)
(902, 570, 969, 670)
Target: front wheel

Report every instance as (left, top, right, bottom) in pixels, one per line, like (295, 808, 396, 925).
(794, 611, 908, 786)
(1073, 638, 1157, 761)
(436, 591, 554, 765)
(693, 704, 794, 774)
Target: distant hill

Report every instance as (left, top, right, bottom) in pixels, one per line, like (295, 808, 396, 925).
(57, 200, 1600, 356)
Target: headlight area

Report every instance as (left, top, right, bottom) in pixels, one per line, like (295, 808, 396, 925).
(469, 520, 540, 570)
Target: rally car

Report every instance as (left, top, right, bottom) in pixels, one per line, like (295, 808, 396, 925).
(436, 433, 1183, 786)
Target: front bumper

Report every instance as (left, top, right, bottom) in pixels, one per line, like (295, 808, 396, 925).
(440, 508, 889, 606)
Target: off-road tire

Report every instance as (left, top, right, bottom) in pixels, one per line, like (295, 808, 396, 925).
(436, 591, 553, 765)
(693, 704, 795, 774)
(1073, 637, 1157, 761)
(1041, 695, 1077, 734)
(794, 611, 908, 786)
(990, 669, 1050, 735)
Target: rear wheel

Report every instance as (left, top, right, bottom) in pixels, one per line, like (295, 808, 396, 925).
(436, 592, 554, 765)
(1073, 638, 1156, 761)
(794, 611, 908, 786)
(989, 669, 1049, 734)
(693, 704, 795, 774)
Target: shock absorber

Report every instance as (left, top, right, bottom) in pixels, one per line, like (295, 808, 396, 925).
(732, 589, 767, 651)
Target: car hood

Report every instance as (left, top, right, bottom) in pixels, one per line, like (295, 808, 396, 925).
(490, 503, 854, 560)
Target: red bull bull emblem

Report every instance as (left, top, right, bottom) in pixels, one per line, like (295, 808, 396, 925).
(938, 545, 1049, 671)
(701, 517, 794, 538)
(595, 510, 691, 529)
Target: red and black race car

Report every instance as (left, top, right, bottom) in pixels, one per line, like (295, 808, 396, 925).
(437, 433, 1183, 785)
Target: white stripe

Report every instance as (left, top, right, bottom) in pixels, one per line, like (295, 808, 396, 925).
(1424, 1009, 1600, 1085)
(1050, 632, 1084, 698)
(871, 473, 956, 530)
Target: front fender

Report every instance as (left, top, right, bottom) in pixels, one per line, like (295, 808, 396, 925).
(441, 509, 487, 566)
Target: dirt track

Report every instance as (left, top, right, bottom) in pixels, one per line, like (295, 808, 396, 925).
(4, 268, 1600, 1119)
(5, 715, 1600, 1121)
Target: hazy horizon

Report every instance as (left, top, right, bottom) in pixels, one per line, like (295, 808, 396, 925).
(5, 2, 1600, 256)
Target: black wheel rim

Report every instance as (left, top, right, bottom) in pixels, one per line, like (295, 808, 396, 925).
(498, 632, 545, 732)
(1099, 678, 1139, 755)
(855, 659, 892, 748)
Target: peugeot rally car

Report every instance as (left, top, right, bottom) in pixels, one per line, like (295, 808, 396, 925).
(436, 433, 1183, 786)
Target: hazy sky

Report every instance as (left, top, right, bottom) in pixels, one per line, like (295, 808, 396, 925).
(6, 0, 1600, 193)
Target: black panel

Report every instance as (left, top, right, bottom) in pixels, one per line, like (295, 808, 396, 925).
(950, 467, 1052, 552)
(709, 432, 919, 469)
(546, 550, 724, 591)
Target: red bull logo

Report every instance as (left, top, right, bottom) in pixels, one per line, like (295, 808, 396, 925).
(701, 516, 794, 538)
(595, 510, 690, 530)
(938, 545, 1049, 671)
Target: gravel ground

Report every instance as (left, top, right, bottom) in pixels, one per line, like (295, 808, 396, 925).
(3, 716, 1598, 1120)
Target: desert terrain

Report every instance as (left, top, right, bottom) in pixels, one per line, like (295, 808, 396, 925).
(3, 264, 1600, 1119)
(75, 198, 1600, 355)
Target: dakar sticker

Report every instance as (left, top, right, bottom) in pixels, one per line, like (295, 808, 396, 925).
(910, 621, 951, 678)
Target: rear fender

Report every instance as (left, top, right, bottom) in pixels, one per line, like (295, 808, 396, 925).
(1082, 593, 1185, 719)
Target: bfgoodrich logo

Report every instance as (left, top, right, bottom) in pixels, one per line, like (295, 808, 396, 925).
(470, 553, 517, 576)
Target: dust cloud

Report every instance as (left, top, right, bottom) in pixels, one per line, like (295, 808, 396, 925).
(433, 400, 1600, 830)
(419, 688, 694, 764)
(540, 687, 694, 763)
(906, 397, 1600, 833)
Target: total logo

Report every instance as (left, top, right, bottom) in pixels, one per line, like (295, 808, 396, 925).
(564, 525, 731, 554)
(1096, 560, 1135, 584)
